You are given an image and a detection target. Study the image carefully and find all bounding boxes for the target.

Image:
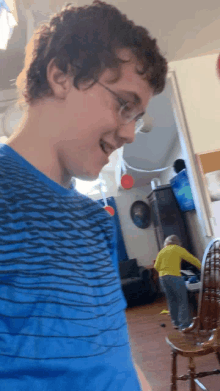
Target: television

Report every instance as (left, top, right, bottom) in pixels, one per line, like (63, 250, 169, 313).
(170, 169, 195, 212)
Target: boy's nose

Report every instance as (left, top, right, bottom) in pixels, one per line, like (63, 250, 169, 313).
(117, 121, 136, 144)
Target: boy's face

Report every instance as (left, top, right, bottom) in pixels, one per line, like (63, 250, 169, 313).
(53, 50, 154, 181)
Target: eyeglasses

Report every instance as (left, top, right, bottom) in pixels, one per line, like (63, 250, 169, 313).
(97, 81, 145, 134)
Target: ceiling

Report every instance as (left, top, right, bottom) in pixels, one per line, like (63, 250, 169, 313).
(1, 0, 220, 187)
(123, 82, 178, 187)
(2, 0, 220, 92)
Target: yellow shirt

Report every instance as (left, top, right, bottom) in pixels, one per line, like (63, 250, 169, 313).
(154, 245, 201, 277)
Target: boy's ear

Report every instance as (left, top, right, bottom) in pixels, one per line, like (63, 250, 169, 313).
(46, 59, 73, 100)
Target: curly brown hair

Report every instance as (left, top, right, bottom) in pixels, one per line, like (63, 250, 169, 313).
(16, 0, 168, 107)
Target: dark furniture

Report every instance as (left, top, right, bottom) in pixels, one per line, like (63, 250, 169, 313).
(119, 259, 157, 308)
(166, 238, 220, 391)
(147, 185, 192, 252)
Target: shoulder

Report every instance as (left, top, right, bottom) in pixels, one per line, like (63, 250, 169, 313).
(0, 143, 16, 164)
(0, 144, 18, 196)
(173, 245, 186, 254)
(75, 191, 113, 222)
(162, 245, 182, 255)
(75, 192, 115, 245)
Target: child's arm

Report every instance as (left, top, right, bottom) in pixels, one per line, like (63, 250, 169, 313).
(179, 247, 201, 270)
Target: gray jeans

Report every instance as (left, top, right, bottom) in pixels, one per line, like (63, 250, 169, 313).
(160, 275, 192, 329)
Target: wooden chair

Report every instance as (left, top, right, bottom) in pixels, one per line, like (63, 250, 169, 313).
(166, 238, 220, 391)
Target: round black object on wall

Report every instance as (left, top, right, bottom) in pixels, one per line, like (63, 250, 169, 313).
(130, 201, 151, 229)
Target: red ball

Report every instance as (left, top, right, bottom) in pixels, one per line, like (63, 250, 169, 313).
(104, 205, 115, 216)
(121, 174, 134, 189)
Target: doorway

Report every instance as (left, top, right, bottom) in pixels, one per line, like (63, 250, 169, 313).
(164, 71, 212, 257)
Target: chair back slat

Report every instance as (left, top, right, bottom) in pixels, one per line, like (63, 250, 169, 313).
(197, 238, 220, 331)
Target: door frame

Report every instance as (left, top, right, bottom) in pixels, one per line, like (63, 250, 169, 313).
(167, 70, 213, 239)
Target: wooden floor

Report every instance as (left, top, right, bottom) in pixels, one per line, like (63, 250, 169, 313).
(126, 297, 220, 391)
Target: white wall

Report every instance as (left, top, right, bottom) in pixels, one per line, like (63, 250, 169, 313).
(90, 175, 158, 267)
(115, 186, 158, 267)
(169, 53, 220, 154)
(160, 135, 183, 185)
(100, 171, 118, 199)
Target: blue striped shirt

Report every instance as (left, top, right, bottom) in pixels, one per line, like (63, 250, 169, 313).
(0, 144, 141, 390)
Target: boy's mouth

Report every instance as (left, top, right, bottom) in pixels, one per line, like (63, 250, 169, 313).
(99, 140, 114, 156)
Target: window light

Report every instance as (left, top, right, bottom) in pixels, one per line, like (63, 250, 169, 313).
(75, 177, 107, 196)
(0, 0, 17, 50)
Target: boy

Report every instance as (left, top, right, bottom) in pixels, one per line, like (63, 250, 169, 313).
(0, 1, 167, 389)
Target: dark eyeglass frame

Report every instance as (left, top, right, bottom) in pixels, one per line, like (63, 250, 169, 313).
(97, 81, 145, 132)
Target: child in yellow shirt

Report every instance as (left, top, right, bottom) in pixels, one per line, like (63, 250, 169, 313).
(154, 235, 201, 330)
